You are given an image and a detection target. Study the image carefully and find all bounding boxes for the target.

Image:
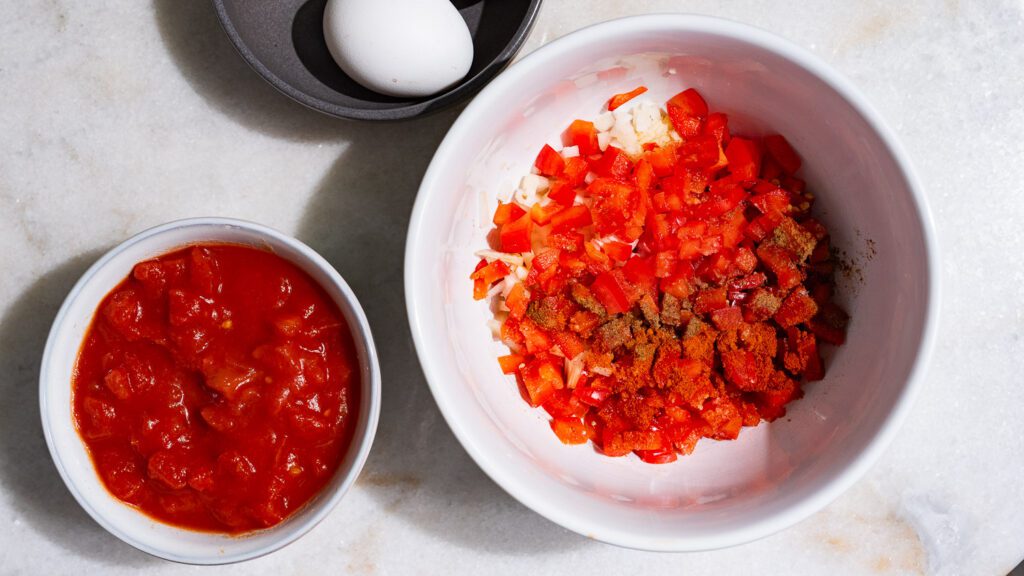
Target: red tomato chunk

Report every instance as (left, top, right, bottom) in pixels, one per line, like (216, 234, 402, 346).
(73, 245, 360, 532)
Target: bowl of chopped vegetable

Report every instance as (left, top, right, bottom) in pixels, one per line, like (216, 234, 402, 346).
(405, 15, 938, 551)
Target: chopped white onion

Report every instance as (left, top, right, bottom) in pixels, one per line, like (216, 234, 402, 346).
(565, 353, 585, 389)
(594, 111, 615, 131)
(474, 249, 524, 267)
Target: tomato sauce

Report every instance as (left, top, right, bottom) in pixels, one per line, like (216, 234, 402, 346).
(72, 244, 359, 532)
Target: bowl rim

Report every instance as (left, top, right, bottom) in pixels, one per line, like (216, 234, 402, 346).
(39, 216, 382, 564)
(211, 0, 543, 121)
(405, 13, 940, 551)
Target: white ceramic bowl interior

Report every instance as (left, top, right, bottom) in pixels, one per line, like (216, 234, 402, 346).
(41, 217, 381, 564)
(406, 15, 938, 551)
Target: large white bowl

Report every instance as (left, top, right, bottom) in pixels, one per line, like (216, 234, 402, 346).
(405, 15, 938, 551)
(40, 217, 381, 564)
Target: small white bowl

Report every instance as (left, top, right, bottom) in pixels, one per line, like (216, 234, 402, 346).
(406, 15, 939, 551)
(40, 217, 381, 564)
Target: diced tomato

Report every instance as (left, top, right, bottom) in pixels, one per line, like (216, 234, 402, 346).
(607, 86, 648, 111)
(534, 143, 565, 177)
(500, 212, 533, 253)
(565, 119, 600, 156)
(763, 134, 801, 174)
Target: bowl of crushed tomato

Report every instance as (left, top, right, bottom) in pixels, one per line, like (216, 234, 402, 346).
(41, 218, 380, 564)
(406, 15, 938, 551)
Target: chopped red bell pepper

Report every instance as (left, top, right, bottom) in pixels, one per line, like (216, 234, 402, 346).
(550, 204, 592, 232)
(534, 143, 565, 177)
(725, 137, 761, 180)
(590, 146, 635, 180)
(493, 201, 526, 226)
(590, 270, 632, 314)
(607, 86, 648, 111)
(763, 134, 802, 174)
(566, 119, 600, 156)
(500, 212, 533, 253)
(666, 88, 708, 137)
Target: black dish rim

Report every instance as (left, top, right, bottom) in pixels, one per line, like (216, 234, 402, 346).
(212, 0, 543, 121)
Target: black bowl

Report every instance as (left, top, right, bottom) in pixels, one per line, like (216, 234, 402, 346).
(212, 0, 542, 121)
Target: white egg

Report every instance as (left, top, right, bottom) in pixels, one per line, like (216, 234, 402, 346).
(323, 0, 475, 98)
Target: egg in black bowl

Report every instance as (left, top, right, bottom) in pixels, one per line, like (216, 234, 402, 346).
(213, 0, 542, 121)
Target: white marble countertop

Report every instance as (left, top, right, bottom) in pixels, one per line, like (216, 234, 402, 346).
(2, 1, 1022, 574)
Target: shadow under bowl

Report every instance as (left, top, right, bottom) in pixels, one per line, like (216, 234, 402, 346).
(212, 0, 542, 121)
